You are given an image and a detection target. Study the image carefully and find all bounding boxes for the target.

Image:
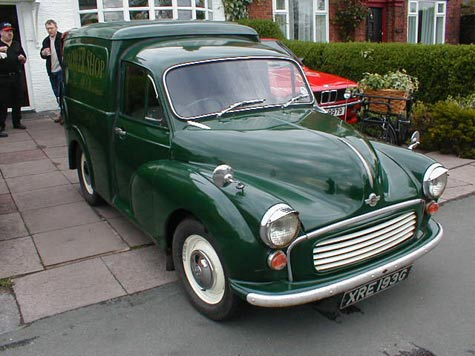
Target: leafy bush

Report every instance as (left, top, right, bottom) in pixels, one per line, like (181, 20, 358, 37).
(237, 19, 285, 40)
(358, 70, 419, 93)
(284, 41, 475, 104)
(412, 96, 475, 158)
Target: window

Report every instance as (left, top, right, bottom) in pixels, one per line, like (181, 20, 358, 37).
(123, 63, 166, 126)
(273, 0, 328, 42)
(408, 1, 446, 44)
(78, 0, 214, 26)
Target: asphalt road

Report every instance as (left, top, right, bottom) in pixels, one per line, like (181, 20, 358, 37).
(0, 196, 474, 356)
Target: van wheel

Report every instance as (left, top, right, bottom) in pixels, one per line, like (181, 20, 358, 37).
(76, 146, 103, 206)
(173, 218, 240, 321)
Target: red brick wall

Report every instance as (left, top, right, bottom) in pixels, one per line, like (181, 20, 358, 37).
(249, 0, 273, 20)
(248, 0, 461, 44)
(446, 0, 461, 44)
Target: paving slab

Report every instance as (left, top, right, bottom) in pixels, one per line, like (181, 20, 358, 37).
(0, 179, 8, 194)
(94, 205, 122, 219)
(0, 194, 17, 215)
(102, 246, 177, 294)
(0, 237, 43, 279)
(0, 140, 38, 154)
(448, 164, 475, 184)
(12, 184, 83, 211)
(0, 149, 48, 165)
(108, 216, 153, 247)
(21, 201, 101, 234)
(33, 222, 128, 266)
(0, 212, 29, 241)
(426, 151, 475, 169)
(33, 135, 67, 149)
(51, 157, 69, 171)
(6, 171, 69, 193)
(0, 130, 31, 143)
(61, 169, 79, 184)
(0, 290, 21, 335)
(43, 146, 68, 159)
(13, 259, 126, 323)
(0, 159, 57, 179)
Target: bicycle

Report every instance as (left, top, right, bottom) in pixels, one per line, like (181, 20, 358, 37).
(356, 91, 414, 146)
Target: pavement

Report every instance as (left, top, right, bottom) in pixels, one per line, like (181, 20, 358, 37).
(1, 111, 474, 334)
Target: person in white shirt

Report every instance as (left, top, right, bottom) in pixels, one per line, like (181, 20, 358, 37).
(40, 19, 64, 124)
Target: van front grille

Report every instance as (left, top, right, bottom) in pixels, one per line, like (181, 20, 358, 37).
(313, 212, 417, 272)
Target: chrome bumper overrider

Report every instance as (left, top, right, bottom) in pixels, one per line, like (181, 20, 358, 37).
(246, 223, 443, 308)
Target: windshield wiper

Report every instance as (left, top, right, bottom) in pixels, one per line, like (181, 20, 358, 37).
(216, 98, 266, 118)
(281, 93, 310, 108)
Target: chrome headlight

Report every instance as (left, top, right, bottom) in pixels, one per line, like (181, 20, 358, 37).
(423, 163, 448, 199)
(260, 204, 300, 248)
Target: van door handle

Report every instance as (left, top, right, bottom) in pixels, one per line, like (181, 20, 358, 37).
(114, 127, 126, 137)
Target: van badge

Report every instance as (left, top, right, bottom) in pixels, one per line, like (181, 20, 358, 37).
(365, 193, 380, 207)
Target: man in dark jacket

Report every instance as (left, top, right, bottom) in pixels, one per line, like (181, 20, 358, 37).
(0, 21, 27, 137)
(40, 19, 64, 124)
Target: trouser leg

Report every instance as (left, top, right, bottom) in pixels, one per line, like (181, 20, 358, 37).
(0, 103, 7, 131)
(11, 81, 23, 127)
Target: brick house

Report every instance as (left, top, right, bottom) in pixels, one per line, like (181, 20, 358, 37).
(250, 0, 461, 44)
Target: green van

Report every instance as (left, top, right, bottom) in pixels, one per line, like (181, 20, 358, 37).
(63, 21, 447, 320)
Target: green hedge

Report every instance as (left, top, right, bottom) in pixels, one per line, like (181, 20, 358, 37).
(283, 41, 475, 104)
(412, 96, 475, 158)
(236, 19, 285, 40)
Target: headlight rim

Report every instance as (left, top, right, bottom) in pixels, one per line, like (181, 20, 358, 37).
(260, 203, 300, 249)
(423, 163, 448, 199)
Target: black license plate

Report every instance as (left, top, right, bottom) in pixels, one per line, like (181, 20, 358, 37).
(340, 266, 412, 309)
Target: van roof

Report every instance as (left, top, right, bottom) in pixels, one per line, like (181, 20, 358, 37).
(67, 20, 259, 41)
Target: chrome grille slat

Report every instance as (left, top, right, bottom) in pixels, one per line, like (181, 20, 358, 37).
(314, 233, 414, 271)
(314, 229, 414, 265)
(317, 212, 414, 247)
(313, 217, 416, 255)
(313, 212, 417, 272)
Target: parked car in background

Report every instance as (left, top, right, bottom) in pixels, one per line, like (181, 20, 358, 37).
(63, 21, 447, 321)
(262, 38, 361, 124)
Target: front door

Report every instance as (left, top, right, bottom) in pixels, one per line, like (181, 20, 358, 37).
(113, 62, 170, 234)
(0, 4, 29, 107)
(367, 7, 383, 42)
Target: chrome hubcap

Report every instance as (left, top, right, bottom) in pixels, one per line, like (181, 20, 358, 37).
(190, 250, 214, 290)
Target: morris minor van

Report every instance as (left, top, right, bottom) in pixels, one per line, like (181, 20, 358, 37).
(63, 21, 447, 320)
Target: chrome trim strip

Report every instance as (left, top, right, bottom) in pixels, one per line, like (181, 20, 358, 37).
(286, 199, 423, 281)
(319, 100, 362, 109)
(338, 137, 375, 188)
(162, 56, 315, 121)
(246, 223, 442, 308)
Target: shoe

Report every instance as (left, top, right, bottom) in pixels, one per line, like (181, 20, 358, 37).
(13, 124, 26, 129)
(0, 131, 8, 137)
(59, 117, 65, 125)
(54, 115, 63, 123)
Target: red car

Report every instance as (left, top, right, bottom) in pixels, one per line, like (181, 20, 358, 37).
(262, 39, 361, 124)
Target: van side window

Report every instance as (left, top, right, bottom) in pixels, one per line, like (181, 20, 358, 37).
(123, 63, 166, 128)
(145, 75, 167, 128)
(123, 64, 146, 119)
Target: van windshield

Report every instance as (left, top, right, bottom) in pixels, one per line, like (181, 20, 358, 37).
(165, 58, 313, 120)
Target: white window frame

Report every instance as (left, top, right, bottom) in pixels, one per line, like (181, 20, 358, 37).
(407, 0, 446, 44)
(273, 0, 290, 38)
(77, 0, 215, 25)
(272, 0, 328, 42)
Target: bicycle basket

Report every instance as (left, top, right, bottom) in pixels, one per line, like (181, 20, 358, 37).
(364, 89, 409, 115)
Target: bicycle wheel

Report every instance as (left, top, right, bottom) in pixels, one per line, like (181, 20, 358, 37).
(360, 120, 398, 145)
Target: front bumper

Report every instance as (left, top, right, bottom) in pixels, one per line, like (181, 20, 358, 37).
(236, 220, 442, 308)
